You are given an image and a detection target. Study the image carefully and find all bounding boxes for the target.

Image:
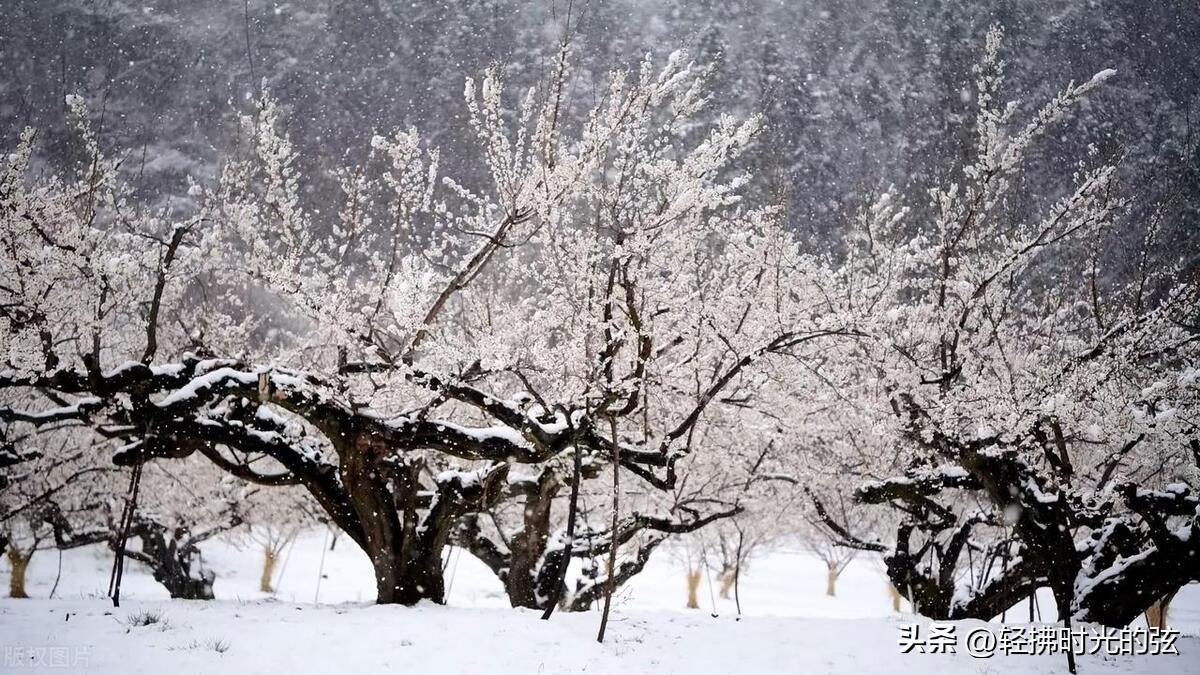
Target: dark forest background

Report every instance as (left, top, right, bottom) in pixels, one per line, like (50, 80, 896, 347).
(2, 0, 1197, 271)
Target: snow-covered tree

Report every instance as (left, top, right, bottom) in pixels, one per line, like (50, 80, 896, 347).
(0, 409, 113, 598)
(105, 458, 251, 601)
(813, 27, 1200, 628)
(0, 53, 851, 606)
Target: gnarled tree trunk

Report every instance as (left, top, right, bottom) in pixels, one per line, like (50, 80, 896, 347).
(339, 437, 509, 605)
(500, 471, 560, 609)
(134, 522, 216, 600)
(339, 441, 445, 605)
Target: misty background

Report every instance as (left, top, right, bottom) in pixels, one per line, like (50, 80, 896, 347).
(2, 0, 1197, 273)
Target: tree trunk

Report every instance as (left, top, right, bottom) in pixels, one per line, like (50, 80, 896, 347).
(7, 548, 31, 599)
(719, 568, 736, 599)
(259, 547, 278, 593)
(825, 563, 838, 597)
(503, 547, 562, 611)
(503, 471, 559, 610)
(340, 444, 446, 605)
(157, 562, 216, 600)
(1144, 601, 1166, 630)
(370, 547, 446, 605)
(144, 542, 215, 600)
(887, 582, 902, 612)
(131, 520, 216, 600)
(1144, 590, 1177, 629)
(685, 567, 701, 609)
(314, 433, 508, 607)
(504, 571, 539, 610)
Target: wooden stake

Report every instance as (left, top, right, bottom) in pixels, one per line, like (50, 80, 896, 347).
(596, 416, 620, 643)
(108, 462, 143, 608)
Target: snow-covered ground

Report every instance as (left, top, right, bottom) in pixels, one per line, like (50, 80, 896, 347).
(2, 531, 1196, 673)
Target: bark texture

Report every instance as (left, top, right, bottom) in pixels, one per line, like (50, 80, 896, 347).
(6, 548, 31, 598)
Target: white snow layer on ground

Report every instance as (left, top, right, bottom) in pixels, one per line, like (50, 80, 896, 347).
(2, 530, 1196, 673)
